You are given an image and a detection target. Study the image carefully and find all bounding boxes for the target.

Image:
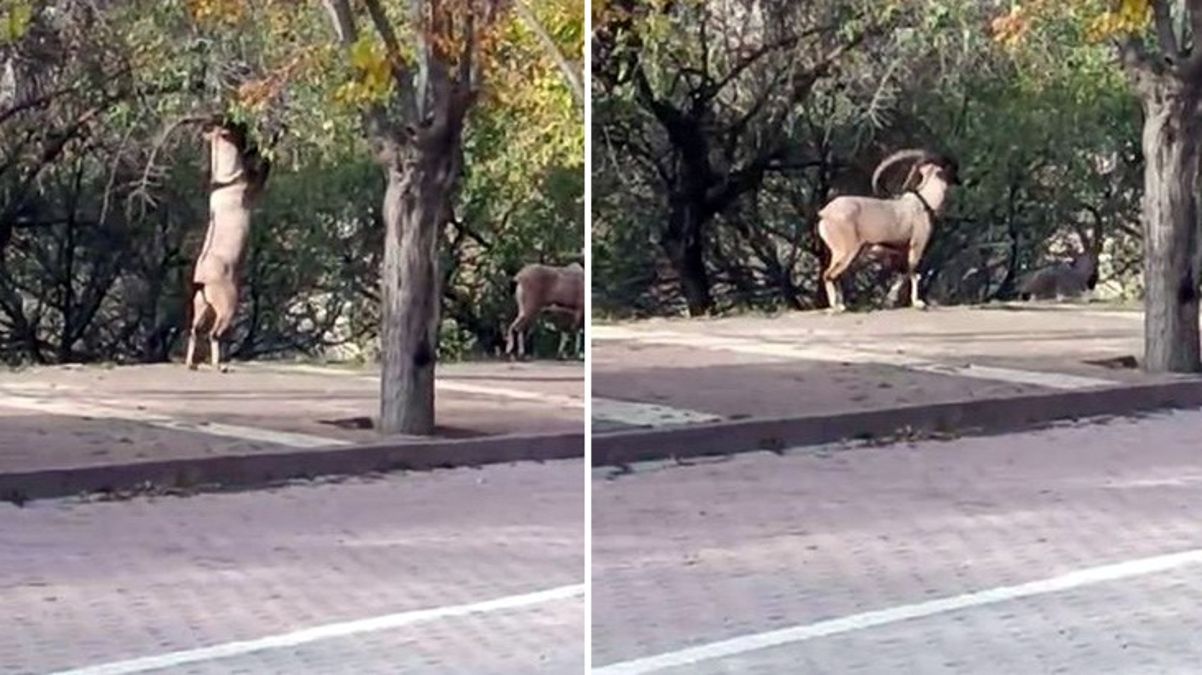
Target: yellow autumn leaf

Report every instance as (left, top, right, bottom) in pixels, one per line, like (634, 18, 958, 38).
(349, 37, 377, 71)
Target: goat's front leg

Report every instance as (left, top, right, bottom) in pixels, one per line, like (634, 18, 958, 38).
(557, 331, 570, 360)
(907, 244, 927, 310)
(908, 275, 925, 309)
(572, 311, 584, 360)
(210, 336, 224, 372)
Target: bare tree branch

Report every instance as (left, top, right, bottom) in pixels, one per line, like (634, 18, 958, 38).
(127, 114, 210, 212)
(363, 0, 403, 62)
(1189, 0, 1202, 56)
(1153, 0, 1180, 59)
(514, 0, 583, 107)
(322, 0, 359, 44)
(321, 0, 401, 161)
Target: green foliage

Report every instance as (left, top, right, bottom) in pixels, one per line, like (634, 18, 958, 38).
(593, 0, 1144, 315)
(0, 0, 582, 365)
(1, 0, 32, 44)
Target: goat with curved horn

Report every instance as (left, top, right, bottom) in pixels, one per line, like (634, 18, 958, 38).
(817, 147, 961, 312)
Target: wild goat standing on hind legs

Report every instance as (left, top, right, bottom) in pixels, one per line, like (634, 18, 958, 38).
(184, 119, 271, 372)
(817, 148, 960, 312)
(506, 262, 585, 360)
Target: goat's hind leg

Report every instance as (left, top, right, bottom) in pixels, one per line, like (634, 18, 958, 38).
(506, 314, 531, 361)
(906, 235, 932, 310)
(823, 252, 858, 313)
(817, 220, 855, 313)
(907, 260, 926, 310)
(205, 281, 238, 373)
(186, 288, 213, 370)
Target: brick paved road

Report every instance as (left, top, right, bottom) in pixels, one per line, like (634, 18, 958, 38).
(592, 411, 1202, 673)
(1, 460, 584, 674)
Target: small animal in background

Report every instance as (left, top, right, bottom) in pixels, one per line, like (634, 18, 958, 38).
(506, 262, 585, 360)
(1018, 253, 1098, 301)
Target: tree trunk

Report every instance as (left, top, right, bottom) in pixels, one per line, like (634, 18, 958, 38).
(664, 235, 712, 316)
(663, 202, 713, 315)
(378, 139, 455, 435)
(1141, 88, 1201, 373)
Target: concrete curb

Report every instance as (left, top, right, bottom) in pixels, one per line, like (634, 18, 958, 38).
(592, 379, 1202, 466)
(1, 431, 583, 502)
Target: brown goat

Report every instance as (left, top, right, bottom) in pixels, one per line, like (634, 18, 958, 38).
(184, 120, 270, 371)
(506, 262, 584, 359)
(817, 149, 960, 311)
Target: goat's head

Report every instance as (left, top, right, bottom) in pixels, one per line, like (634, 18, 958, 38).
(203, 117, 264, 187)
(202, 115, 248, 143)
(872, 149, 960, 195)
(910, 158, 960, 191)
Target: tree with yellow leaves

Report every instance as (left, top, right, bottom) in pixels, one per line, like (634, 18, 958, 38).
(316, 0, 510, 434)
(996, 0, 1202, 372)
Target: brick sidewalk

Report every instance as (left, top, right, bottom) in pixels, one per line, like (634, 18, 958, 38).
(593, 411, 1202, 672)
(2, 459, 584, 674)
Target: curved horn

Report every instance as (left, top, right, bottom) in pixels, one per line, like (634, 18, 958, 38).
(872, 149, 929, 195)
(900, 162, 925, 192)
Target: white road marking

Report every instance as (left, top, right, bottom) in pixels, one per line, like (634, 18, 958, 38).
(246, 362, 586, 409)
(592, 326, 1116, 390)
(50, 583, 584, 675)
(592, 398, 723, 427)
(1104, 474, 1202, 488)
(593, 548, 1202, 674)
(0, 390, 348, 448)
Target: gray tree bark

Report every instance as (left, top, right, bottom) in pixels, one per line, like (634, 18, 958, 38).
(1140, 87, 1201, 372)
(323, 0, 486, 434)
(378, 130, 459, 433)
(1119, 4, 1202, 373)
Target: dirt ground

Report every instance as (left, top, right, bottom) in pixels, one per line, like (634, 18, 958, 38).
(591, 303, 1187, 432)
(0, 359, 582, 474)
